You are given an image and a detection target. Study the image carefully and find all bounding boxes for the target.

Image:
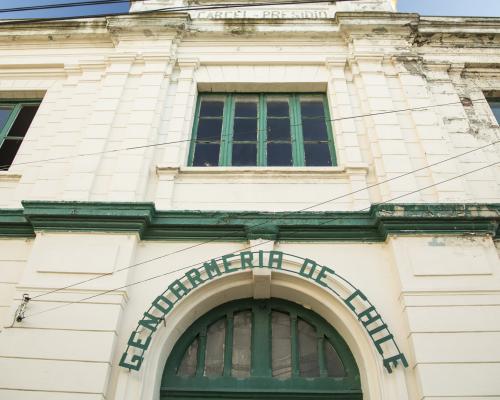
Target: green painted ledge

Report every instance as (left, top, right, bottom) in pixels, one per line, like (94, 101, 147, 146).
(0, 201, 498, 242)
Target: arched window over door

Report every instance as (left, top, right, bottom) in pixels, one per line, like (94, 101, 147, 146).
(162, 299, 362, 399)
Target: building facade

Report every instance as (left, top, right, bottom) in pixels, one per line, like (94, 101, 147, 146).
(0, 0, 499, 399)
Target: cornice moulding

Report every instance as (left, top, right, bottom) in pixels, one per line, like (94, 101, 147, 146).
(0, 202, 498, 242)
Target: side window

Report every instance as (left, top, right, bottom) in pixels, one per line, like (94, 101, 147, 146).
(487, 98, 500, 124)
(189, 93, 336, 167)
(0, 101, 40, 170)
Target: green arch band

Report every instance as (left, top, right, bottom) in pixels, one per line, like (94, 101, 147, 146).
(119, 251, 408, 374)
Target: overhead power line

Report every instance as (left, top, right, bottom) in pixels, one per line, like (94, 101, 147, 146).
(22, 159, 499, 320)
(25, 138, 500, 302)
(1, 97, 490, 171)
(0, 0, 359, 25)
(0, 0, 135, 14)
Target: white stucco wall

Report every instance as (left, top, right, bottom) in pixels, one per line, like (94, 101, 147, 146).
(0, 5, 499, 400)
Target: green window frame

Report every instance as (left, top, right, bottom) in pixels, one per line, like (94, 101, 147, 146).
(162, 298, 361, 400)
(188, 93, 337, 167)
(487, 97, 500, 124)
(0, 100, 41, 170)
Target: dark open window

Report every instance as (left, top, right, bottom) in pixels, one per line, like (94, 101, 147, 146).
(487, 98, 500, 124)
(189, 94, 337, 167)
(162, 298, 361, 400)
(0, 101, 40, 170)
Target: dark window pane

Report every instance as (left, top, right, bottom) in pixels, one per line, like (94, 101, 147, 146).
(271, 311, 291, 379)
(199, 100, 224, 117)
(298, 318, 319, 378)
(304, 143, 332, 167)
(267, 143, 292, 166)
(302, 119, 328, 141)
(300, 101, 325, 118)
(232, 143, 257, 166)
(0, 139, 22, 170)
(267, 101, 289, 117)
(233, 118, 257, 141)
(490, 101, 500, 123)
(235, 101, 257, 118)
(232, 311, 252, 378)
(196, 118, 223, 140)
(177, 337, 199, 377)
(204, 318, 226, 377)
(7, 105, 39, 138)
(192, 143, 220, 166)
(267, 118, 290, 141)
(0, 106, 14, 131)
(324, 339, 345, 377)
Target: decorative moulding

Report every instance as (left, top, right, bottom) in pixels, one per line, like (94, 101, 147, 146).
(0, 201, 498, 241)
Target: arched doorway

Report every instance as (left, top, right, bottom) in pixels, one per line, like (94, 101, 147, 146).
(161, 298, 362, 399)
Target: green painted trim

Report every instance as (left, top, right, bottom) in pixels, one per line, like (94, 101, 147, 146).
(187, 96, 202, 166)
(323, 94, 338, 166)
(189, 93, 337, 167)
(0, 202, 498, 241)
(161, 299, 361, 399)
(160, 391, 362, 400)
(0, 209, 35, 237)
(21, 201, 154, 237)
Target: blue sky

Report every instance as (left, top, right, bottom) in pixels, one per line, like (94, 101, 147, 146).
(0, 0, 499, 19)
(0, 0, 130, 19)
(398, 0, 500, 16)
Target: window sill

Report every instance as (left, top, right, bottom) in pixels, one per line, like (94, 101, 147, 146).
(0, 171, 22, 182)
(156, 164, 369, 178)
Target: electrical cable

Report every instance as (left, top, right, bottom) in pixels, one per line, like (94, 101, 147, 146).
(24, 138, 500, 302)
(0, 0, 136, 14)
(0, 97, 490, 171)
(0, 0, 364, 25)
(22, 159, 499, 320)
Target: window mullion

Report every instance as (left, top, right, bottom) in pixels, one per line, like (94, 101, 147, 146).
(252, 301, 271, 377)
(318, 334, 327, 377)
(196, 327, 207, 377)
(220, 95, 235, 166)
(258, 94, 267, 166)
(0, 104, 20, 146)
(290, 95, 305, 166)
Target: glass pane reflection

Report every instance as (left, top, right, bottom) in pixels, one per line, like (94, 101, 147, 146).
(232, 311, 252, 378)
(298, 318, 319, 377)
(325, 339, 345, 377)
(271, 311, 292, 379)
(204, 318, 226, 377)
(177, 337, 199, 377)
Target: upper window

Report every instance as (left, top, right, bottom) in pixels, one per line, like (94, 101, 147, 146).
(189, 93, 337, 167)
(162, 299, 361, 400)
(0, 101, 40, 170)
(487, 98, 500, 123)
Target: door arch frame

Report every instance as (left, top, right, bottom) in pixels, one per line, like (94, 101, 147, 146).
(117, 254, 406, 400)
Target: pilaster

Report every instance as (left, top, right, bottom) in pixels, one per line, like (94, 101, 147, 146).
(161, 58, 200, 168)
(326, 57, 370, 209)
(350, 54, 418, 201)
(0, 231, 139, 399)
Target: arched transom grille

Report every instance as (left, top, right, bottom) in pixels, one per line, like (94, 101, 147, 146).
(162, 299, 361, 399)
